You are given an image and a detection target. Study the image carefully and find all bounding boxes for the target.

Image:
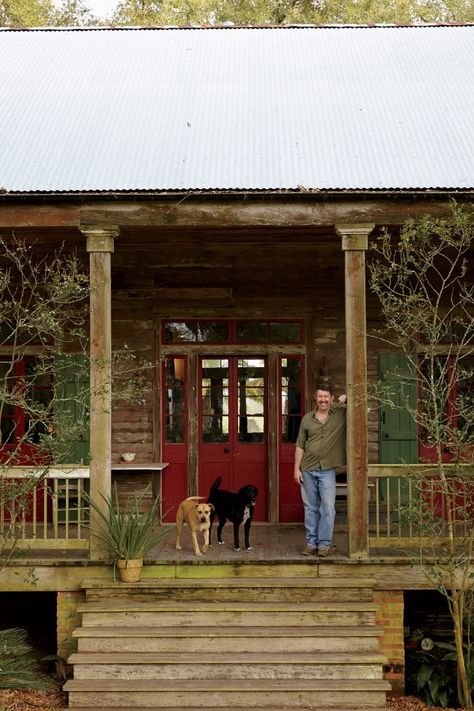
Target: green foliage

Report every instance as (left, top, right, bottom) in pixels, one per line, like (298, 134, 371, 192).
(2, 0, 472, 26)
(49, 0, 97, 25)
(0, 627, 52, 690)
(0, 0, 52, 26)
(111, 0, 474, 25)
(0, 238, 90, 466)
(0, 0, 97, 26)
(412, 651, 456, 707)
(369, 201, 474, 709)
(0, 236, 157, 575)
(370, 203, 474, 464)
(410, 631, 474, 709)
(84, 484, 170, 560)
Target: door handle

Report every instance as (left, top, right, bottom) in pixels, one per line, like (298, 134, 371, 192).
(224, 447, 230, 453)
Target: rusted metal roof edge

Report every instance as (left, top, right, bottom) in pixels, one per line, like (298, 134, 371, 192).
(1, 24, 474, 32)
(1, 188, 473, 204)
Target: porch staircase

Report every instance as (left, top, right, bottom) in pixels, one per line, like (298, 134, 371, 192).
(65, 575, 390, 710)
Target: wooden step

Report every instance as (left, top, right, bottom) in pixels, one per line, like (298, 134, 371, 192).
(68, 576, 387, 709)
(81, 576, 376, 603)
(78, 600, 377, 627)
(65, 678, 390, 708)
(74, 624, 383, 654)
(69, 650, 387, 680)
(67, 707, 388, 711)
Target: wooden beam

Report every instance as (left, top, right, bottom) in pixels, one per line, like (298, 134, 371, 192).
(1, 196, 467, 231)
(160, 344, 305, 356)
(0, 205, 80, 228)
(336, 223, 374, 559)
(81, 198, 466, 229)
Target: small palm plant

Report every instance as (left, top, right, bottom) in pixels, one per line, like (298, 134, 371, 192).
(84, 484, 170, 580)
(0, 627, 52, 690)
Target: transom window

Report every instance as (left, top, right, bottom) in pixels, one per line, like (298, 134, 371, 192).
(163, 320, 303, 345)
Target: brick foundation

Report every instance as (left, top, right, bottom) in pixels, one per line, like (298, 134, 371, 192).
(374, 590, 405, 693)
(57, 590, 85, 663)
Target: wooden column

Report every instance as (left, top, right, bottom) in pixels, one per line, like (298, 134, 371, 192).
(335, 223, 374, 559)
(82, 225, 119, 559)
(267, 352, 279, 523)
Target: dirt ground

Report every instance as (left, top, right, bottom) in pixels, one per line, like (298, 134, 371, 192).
(0, 688, 468, 711)
(388, 696, 467, 711)
(0, 686, 64, 710)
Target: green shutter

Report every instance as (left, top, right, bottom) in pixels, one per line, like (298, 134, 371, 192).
(379, 352, 418, 464)
(54, 354, 90, 465)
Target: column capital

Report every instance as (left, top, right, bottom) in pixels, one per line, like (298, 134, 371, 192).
(335, 223, 375, 251)
(81, 225, 120, 253)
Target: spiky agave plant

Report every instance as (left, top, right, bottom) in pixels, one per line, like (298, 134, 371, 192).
(84, 483, 170, 560)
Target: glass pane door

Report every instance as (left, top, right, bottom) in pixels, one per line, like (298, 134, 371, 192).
(199, 356, 267, 520)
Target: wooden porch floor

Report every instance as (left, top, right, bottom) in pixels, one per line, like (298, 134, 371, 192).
(14, 521, 404, 562)
(145, 521, 401, 563)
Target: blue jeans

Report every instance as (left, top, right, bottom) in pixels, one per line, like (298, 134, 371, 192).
(301, 468, 336, 549)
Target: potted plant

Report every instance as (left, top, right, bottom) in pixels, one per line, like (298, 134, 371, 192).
(85, 484, 169, 582)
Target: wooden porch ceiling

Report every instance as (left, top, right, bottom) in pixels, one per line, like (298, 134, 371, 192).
(1, 224, 350, 307)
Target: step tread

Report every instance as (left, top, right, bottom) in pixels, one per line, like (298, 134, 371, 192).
(78, 601, 378, 612)
(82, 576, 377, 589)
(66, 708, 387, 711)
(65, 708, 388, 711)
(73, 624, 383, 638)
(65, 677, 391, 691)
(69, 651, 387, 665)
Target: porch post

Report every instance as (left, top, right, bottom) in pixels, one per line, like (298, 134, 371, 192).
(335, 223, 374, 559)
(82, 225, 119, 559)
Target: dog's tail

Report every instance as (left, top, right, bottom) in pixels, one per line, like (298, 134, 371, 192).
(184, 496, 207, 502)
(208, 476, 222, 496)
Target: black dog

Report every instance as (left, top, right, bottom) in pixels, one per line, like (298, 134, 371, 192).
(207, 476, 258, 551)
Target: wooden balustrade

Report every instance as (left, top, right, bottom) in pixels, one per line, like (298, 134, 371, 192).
(368, 464, 474, 548)
(1, 463, 472, 555)
(0, 466, 90, 550)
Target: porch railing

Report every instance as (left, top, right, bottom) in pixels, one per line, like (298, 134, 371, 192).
(368, 464, 474, 548)
(0, 466, 90, 550)
(2, 463, 473, 555)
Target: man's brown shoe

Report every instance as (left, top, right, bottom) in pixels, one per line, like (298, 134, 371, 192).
(317, 546, 330, 557)
(301, 546, 317, 556)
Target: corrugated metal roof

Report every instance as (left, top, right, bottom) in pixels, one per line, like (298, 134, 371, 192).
(0, 25, 473, 194)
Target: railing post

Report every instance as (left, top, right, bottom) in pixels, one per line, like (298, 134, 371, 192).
(81, 225, 119, 560)
(336, 223, 374, 559)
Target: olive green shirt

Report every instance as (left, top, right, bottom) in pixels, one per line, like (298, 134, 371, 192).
(296, 406, 346, 471)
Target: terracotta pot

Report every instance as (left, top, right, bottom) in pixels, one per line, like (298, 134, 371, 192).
(116, 557, 143, 583)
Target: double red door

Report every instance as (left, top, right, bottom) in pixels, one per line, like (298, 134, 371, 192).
(198, 357, 267, 521)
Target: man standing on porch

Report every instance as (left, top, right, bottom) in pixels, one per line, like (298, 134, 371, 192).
(293, 384, 347, 557)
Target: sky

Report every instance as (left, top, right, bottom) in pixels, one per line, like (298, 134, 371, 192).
(85, 0, 119, 18)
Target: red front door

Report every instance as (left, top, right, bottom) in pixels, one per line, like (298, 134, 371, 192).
(198, 357, 267, 521)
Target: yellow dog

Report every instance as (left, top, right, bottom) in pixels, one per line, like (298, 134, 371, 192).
(175, 496, 215, 557)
